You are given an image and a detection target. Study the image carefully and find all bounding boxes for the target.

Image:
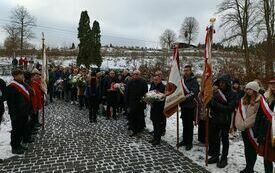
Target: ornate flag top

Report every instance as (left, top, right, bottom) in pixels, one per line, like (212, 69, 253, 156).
(201, 18, 216, 107)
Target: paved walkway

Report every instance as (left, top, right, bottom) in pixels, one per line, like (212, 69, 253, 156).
(0, 101, 209, 173)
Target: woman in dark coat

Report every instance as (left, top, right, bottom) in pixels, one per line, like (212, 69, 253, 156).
(89, 72, 101, 123)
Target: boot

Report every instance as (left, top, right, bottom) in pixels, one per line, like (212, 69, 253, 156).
(20, 145, 28, 151)
(217, 156, 228, 168)
(240, 168, 254, 173)
(12, 147, 24, 154)
(152, 140, 160, 146)
(185, 144, 193, 151)
(177, 141, 186, 147)
(208, 156, 219, 164)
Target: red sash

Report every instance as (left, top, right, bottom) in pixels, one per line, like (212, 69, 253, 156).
(10, 80, 30, 101)
(217, 89, 227, 104)
(182, 78, 200, 125)
(238, 100, 258, 149)
(259, 96, 273, 122)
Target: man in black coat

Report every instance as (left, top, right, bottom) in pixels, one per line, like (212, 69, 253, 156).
(149, 70, 166, 146)
(0, 78, 6, 124)
(179, 65, 200, 151)
(126, 70, 148, 137)
(208, 74, 236, 168)
(6, 69, 32, 154)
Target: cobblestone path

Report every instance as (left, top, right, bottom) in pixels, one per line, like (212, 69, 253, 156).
(0, 101, 209, 173)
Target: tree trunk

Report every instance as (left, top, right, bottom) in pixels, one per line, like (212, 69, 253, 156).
(20, 21, 24, 56)
(243, 37, 251, 77)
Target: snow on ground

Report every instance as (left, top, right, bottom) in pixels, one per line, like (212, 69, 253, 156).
(145, 106, 268, 173)
(0, 105, 14, 160)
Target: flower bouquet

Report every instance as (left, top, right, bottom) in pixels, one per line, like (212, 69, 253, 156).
(143, 90, 165, 104)
(54, 78, 63, 87)
(113, 83, 125, 94)
(76, 75, 86, 87)
(70, 75, 78, 85)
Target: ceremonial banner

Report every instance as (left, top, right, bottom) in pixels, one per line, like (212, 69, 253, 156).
(201, 19, 215, 108)
(163, 48, 185, 118)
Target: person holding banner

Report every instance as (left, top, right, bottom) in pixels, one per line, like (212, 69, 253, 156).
(149, 70, 166, 146)
(235, 81, 261, 173)
(208, 74, 236, 168)
(254, 78, 275, 173)
(178, 64, 199, 151)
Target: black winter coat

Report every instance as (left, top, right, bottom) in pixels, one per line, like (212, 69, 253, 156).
(180, 74, 200, 109)
(6, 81, 32, 121)
(0, 78, 6, 118)
(150, 82, 165, 120)
(254, 100, 275, 144)
(209, 74, 236, 126)
(103, 76, 119, 104)
(126, 78, 148, 111)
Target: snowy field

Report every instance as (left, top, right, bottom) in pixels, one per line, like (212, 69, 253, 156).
(0, 55, 223, 76)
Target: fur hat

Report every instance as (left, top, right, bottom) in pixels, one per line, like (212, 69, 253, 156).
(245, 81, 260, 92)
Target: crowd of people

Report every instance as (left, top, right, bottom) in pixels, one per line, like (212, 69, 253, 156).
(0, 62, 274, 173)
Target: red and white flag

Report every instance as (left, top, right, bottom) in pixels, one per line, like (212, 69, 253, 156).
(163, 47, 185, 118)
(201, 19, 215, 108)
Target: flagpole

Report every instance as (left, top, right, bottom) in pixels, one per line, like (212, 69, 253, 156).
(203, 18, 216, 167)
(176, 108, 179, 149)
(42, 32, 45, 131)
(205, 107, 209, 166)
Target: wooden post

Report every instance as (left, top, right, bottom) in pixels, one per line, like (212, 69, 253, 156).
(176, 108, 179, 149)
(42, 32, 45, 131)
(205, 107, 209, 166)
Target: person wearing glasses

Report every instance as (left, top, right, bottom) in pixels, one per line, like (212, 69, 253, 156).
(126, 70, 148, 137)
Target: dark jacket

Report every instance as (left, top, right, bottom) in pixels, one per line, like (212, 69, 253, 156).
(48, 70, 56, 86)
(6, 80, 32, 121)
(180, 74, 200, 109)
(89, 78, 101, 100)
(63, 72, 71, 91)
(126, 78, 148, 111)
(150, 82, 165, 119)
(254, 99, 275, 144)
(209, 74, 236, 126)
(0, 78, 6, 117)
(103, 76, 119, 104)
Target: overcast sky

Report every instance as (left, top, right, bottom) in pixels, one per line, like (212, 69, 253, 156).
(0, 0, 223, 48)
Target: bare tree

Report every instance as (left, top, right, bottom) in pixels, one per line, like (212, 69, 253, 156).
(217, 0, 260, 76)
(180, 17, 199, 46)
(258, 0, 275, 78)
(3, 25, 20, 56)
(159, 29, 176, 49)
(6, 5, 36, 54)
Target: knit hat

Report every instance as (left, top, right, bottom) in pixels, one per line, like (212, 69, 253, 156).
(245, 81, 260, 92)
